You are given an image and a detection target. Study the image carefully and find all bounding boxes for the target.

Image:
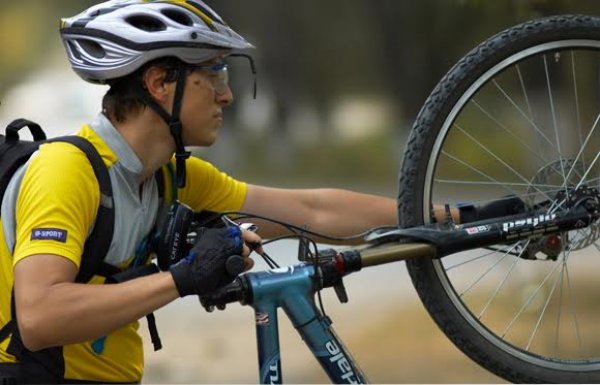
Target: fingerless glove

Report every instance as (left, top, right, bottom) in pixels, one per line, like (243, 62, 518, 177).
(170, 226, 243, 296)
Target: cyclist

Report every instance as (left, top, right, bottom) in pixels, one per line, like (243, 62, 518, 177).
(0, 1, 399, 383)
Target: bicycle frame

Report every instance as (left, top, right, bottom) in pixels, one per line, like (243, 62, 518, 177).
(201, 241, 432, 384)
(246, 265, 367, 384)
(200, 195, 599, 383)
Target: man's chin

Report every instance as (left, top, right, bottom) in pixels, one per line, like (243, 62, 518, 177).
(185, 137, 217, 148)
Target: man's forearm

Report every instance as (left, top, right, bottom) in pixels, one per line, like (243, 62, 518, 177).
(243, 185, 397, 243)
(308, 189, 397, 241)
(16, 271, 178, 351)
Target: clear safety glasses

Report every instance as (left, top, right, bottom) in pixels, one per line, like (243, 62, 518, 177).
(190, 54, 257, 99)
(190, 62, 230, 95)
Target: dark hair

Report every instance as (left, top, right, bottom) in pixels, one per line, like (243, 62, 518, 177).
(102, 57, 182, 123)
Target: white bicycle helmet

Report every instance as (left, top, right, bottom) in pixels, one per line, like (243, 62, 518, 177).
(60, 1, 255, 188)
(60, 0, 254, 84)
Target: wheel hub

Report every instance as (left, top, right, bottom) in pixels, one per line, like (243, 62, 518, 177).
(524, 159, 600, 258)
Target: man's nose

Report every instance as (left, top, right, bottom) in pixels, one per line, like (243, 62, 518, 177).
(217, 85, 234, 106)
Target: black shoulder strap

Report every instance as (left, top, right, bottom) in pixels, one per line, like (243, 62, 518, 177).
(154, 162, 178, 204)
(155, 167, 165, 200)
(46, 136, 120, 282)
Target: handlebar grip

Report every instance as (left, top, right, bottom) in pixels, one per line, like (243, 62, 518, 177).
(200, 277, 248, 311)
(225, 255, 245, 277)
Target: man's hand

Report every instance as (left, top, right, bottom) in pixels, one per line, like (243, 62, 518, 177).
(170, 227, 260, 297)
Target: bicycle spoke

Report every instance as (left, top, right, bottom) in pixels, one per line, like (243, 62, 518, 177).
(501, 261, 561, 338)
(458, 246, 515, 297)
(550, 242, 580, 351)
(554, 263, 565, 356)
(441, 150, 520, 196)
(571, 52, 587, 172)
(434, 178, 562, 190)
(445, 248, 502, 271)
(471, 98, 548, 164)
(543, 54, 569, 189)
(434, 179, 565, 207)
(477, 241, 527, 319)
(492, 79, 558, 150)
(454, 123, 556, 201)
(563, 255, 583, 352)
(576, 151, 600, 189)
(526, 257, 565, 351)
(441, 149, 557, 203)
(516, 64, 534, 119)
(525, 240, 572, 350)
(516, 64, 548, 162)
(564, 112, 600, 184)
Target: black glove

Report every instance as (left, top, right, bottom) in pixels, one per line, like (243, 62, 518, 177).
(459, 195, 526, 224)
(170, 226, 243, 297)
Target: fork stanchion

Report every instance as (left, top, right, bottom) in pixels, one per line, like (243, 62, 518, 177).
(359, 242, 437, 267)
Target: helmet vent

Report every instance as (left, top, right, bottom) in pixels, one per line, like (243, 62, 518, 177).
(161, 9, 193, 26)
(66, 41, 83, 60)
(125, 15, 167, 32)
(78, 39, 106, 59)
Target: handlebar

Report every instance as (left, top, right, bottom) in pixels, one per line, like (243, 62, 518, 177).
(225, 255, 246, 277)
(199, 244, 429, 310)
(200, 276, 249, 311)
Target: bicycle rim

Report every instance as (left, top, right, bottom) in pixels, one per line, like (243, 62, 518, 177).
(400, 15, 600, 382)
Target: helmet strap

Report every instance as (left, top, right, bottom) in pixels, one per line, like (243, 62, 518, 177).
(140, 62, 190, 188)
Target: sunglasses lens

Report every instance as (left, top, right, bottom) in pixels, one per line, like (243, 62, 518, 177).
(192, 63, 230, 95)
(213, 65, 229, 94)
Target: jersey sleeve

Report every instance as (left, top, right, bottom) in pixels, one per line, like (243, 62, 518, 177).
(13, 142, 100, 268)
(177, 156, 247, 213)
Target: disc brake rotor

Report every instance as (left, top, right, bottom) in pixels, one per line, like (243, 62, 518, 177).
(526, 159, 599, 254)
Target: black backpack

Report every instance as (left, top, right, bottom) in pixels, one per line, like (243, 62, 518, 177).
(0, 118, 118, 282)
(0, 118, 125, 382)
(0, 120, 165, 382)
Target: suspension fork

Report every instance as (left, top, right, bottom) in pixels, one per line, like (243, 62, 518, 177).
(368, 203, 600, 258)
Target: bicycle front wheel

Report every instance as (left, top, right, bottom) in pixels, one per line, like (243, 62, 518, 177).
(398, 15, 600, 383)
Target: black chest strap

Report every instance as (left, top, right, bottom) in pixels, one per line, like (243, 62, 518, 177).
(46, 136, 118, 283)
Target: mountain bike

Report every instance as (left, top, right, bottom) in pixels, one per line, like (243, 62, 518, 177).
(199, 14, 600, 383)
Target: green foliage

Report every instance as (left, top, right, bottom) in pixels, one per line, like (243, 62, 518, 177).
(0, 0, 97, 94)
(4, 0, 600, 185)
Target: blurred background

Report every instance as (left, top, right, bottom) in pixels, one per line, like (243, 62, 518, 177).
(3, 0, 600, 383)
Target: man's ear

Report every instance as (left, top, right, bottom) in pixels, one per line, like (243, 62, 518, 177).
(142, 66, 175, 108)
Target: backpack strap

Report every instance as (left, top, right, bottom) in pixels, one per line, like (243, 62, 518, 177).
(45, 136, 120, 282)
(155, 167, 165, 200)
(154, 162, 177, 204)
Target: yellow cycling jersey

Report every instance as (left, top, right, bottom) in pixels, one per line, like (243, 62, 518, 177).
(0, 114, 247, 382)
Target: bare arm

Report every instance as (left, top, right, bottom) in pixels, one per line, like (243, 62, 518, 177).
(241, 185, 397, 243)
(14, 254, 179, 351)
